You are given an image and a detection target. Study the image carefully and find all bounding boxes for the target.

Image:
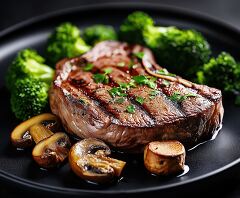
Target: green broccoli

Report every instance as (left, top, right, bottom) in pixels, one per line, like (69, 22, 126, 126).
(10, 77, 49, 120)
(196, 52, 240, 94)
(119, 11, 211, 76)
(83, 25, 117, 45)
(119, 11, 154, 45)
(144, 26, 211, 75)
(46, 22, 91, 64)
(6, 49, 54, 91)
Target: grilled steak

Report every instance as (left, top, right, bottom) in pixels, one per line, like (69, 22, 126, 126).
(50, 41, 224, 152)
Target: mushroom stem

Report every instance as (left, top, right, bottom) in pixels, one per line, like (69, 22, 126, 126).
(29, 124, 53, 144)
(10, 113, 60, 149)
(144, 141, 186, 176)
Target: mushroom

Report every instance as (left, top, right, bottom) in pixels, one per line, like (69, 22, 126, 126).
(69, 138, 126, 184)
(29, 124, 71, 168)
(11, 113, 60, 148)
(144, 141, 185, 176)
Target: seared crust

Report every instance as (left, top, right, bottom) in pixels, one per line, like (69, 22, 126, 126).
(49, 41, 224, 152)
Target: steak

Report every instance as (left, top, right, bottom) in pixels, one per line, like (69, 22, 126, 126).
(49, 41, 224, 152)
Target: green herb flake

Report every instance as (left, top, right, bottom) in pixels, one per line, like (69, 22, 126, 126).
(108, 87, 127, 98)
(133, 75, 148, 84)
(104, 68, 112, 74)
(169, 92, 197, 102)
(162, 80, 170, 87)
(149, 90, 160, 96)
(115, 97, 125, 104)
(93, 73, 106, 83)
(147, 80, 156, 89)
(156, 69, 176, 77)
(83, 63, 94, 71)
(93, 68, 112, 84)
(135, 96, 145, 105)
(126, 104, 135, 113)
(118, 81, 136, 90)
(133, 52, 145, 59)
(149, 90, 160, 99)
(117, 62, 125, 67)
(132, 75, 157, 89)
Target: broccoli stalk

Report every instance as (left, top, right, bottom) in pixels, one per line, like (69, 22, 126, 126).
(6, 49, 54, 91)
(11, 78, 49, 120)
(119, 11, 211, 76)
(82, 24, 117, 45)
(46, 22, 91, 64)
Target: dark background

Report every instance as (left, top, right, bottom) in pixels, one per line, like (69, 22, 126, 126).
(0, 0, 240, 197)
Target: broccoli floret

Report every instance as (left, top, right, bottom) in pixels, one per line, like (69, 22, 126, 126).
(10, 78, 49, 120)
(46, 22, 91, 64)
(83, 25, 117, 45)
(6, 49, 54, 91)
(119, 12, 211, 76)
(119, 11, 154, 44)
(196, 52, 240, 93)
(144, 26, 211, 75)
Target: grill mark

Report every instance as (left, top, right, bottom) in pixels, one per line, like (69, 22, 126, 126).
(127, 86, 185, 124)
(60, 82, 115, 128)
(159, 80, 213, 117)
(68, 70, 154, 127)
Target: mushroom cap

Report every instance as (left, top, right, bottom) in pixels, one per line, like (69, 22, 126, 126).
(11, 113, 59, 149)
(69, 138, 126, 184)
(11, 131, 33, 148)
(32, 132, 71, 168)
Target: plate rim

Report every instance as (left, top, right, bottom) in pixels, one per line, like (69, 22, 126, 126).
(1, 2, 240, 195)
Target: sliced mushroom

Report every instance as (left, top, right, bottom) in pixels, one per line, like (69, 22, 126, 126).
(41, 119, 62, 132)
(144, 141, 185, 176)
(30, 124, 71, 168)
(69, 138, 126, 184)
(10, 113, 59, 148)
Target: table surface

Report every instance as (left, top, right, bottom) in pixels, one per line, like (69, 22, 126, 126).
(1, 0, 240, 197)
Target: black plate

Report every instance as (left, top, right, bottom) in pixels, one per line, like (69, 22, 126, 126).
(0, 2, 240, 197)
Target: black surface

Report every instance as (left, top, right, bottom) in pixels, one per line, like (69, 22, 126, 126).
(0, 3, 240, 198)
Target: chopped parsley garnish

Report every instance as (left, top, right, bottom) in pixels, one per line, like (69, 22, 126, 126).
(126, 104, 135, 113)
(83, 63, 94, 71)
(104, 68, 112, 74)
(93, 68, 112, 84)
(149, 90, 160, 96)
(133, 52, 145, 59)
(135, 96, 144, 105)
(115, 97, 125, 104)
(132, 75, 157, 89)
(93, 73, 108, 83)
(162, 80, 170, 87)
(117, 62, 125, 67)
(118, 81, 136, 90)
(156, 69, 176, 77)
(149, 90, 160, 99)
(169, 92, 197, 102)
(108, 87, 127, 98)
